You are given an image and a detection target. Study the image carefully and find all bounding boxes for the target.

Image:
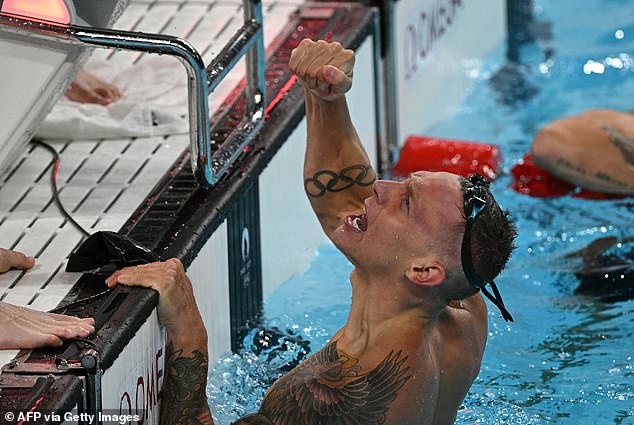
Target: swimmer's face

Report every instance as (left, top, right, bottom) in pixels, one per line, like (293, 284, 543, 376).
(333, 171, 465, 280)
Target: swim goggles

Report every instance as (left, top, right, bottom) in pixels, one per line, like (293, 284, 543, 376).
(461, 174, 514, 322)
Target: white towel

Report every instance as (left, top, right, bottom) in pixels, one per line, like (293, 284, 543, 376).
(37, 56, 190, 139)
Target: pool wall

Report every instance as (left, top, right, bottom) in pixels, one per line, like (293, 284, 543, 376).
(395, 0, 505, 144)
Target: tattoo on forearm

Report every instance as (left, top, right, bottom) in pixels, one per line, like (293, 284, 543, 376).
(304, 165, 376, 197)
(240, 341, 410, 425)
(556, 157, 633, 190)
(161, 341, 212, 425)
(602, 125, 634, 166)
(595, 171, 633, 189)
(556, 158, 588, 176)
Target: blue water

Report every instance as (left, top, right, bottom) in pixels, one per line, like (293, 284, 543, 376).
(208, 1, 634, 423)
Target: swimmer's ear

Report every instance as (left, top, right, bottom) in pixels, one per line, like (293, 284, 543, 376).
(406, 261, 445, 287)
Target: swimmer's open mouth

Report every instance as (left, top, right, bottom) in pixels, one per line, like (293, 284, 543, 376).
(345, 212, 367, 232)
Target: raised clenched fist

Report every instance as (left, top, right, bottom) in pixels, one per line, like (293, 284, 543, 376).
(289, 39, 355, 101)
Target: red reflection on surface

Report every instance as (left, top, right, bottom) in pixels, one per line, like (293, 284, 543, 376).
(265, 75, 297, 117)
(1, 0, 71, 24)
(394, 135, 501, 180)
(511, 154, 627, 199)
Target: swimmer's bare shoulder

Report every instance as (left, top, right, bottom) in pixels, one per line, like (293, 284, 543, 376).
(448, 292, 487, 321)
(431, 294, 487, 425)
(444, 293, 487, 353)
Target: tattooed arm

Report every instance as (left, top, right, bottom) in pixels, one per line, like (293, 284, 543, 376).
(289, 40, 376, 238)
(106, 260, 214, 425)
(532, 109, 634, 195)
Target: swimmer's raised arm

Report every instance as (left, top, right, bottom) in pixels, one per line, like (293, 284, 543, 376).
(106, 260, 214, 425)
(289, 39, 376, 239)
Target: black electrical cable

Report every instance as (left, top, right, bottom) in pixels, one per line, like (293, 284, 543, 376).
(49, 288, 113, 314)
(32, 139, 91, 238)
(69, 337, 97, 349)
(31, 140, 117, 315)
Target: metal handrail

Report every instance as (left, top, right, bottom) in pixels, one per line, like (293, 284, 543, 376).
(0, 0, 266, 186)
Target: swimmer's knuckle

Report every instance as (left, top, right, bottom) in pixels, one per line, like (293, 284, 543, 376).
(164, 269, 179, 287)
(165, 258, 181, 268)
(60, 328, 74, 338)
(44, 335, 60, 345)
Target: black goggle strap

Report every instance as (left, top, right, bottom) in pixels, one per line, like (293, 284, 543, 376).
(480, 282, 514, 322)
(462, 185, 514, 322)
(461, 196, 486, 285)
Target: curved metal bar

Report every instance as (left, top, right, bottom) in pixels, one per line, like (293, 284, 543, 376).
(71, 28, 212, 182)
(1, 1, 267, 186)
(206, 20, 261, 91)
(206, 0, 266, 185)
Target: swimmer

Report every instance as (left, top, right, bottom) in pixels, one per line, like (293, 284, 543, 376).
(531, 109, 634, 195)
(110, 39, 517, 425)
(64, 70, 122, 106)
(530, 110, 633, 299)
(0, 248, 95, 350)
(566, 236, 634, 302)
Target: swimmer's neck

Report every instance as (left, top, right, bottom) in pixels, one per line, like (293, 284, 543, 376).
(337, 268, 448, 356)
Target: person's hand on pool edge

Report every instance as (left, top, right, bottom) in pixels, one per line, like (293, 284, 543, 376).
(0, 302, 95, 350)
(289, 39, 354, 102)
(0, 247, 35, 273)
(105, 260, 215, 425)
(0, 248, 96, 350)
(105, 259, 206, 341)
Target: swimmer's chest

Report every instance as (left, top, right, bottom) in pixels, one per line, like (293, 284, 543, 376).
(252, 341, 415, 424)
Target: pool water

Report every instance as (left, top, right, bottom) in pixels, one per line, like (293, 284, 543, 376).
(207, 0, 634, 423)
